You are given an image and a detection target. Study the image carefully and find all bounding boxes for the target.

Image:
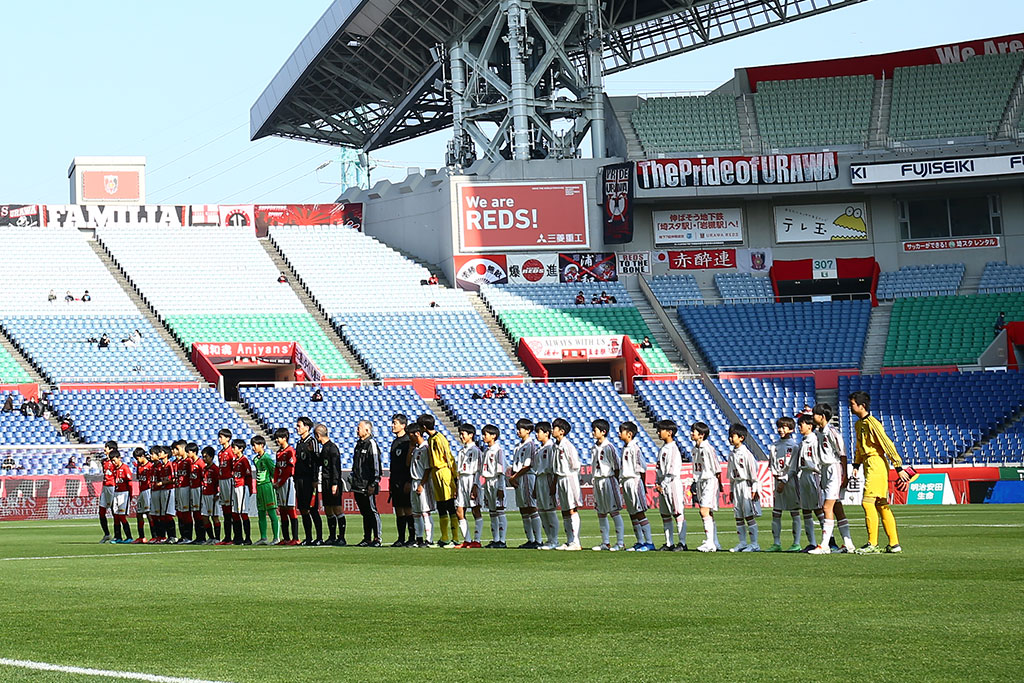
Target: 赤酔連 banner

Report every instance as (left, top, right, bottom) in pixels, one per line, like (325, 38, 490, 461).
(636, 153, 838, 190)
(457, 181, 589, 252)
(656, 249, 736, 270)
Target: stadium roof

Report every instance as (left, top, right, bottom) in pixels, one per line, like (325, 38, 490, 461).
(251, 0, 866, 151)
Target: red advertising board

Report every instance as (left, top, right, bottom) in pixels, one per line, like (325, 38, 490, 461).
(254, 203, 363, 238)
(457, 181, 589, 252)
(903, 237, 1000, 252)
(658, 248, 736, 270)
(521, 335, 624, 361)
(81, 171, 141, 202)
(453, 254, 509, 291)
(636, 153, 838, 190)
(0, 204, 42, 226)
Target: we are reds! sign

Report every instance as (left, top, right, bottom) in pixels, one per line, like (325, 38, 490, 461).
(457, 181, 589, 252)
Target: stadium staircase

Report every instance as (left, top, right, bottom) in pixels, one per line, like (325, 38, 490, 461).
(227, 400, 271, 439)
(87, 240, 201, 380)
(0, 334, 48, 388)
(636, 276, 708, 373)
(958, 403, 1024, 463)
(619, 393, 664, 444)
(860, 301, 893, 374)
(425, 398, 462, 436)
(259, 239, 371, 380)
(467, 294, 529, 375)
(737, 94, 761, 154)
(959, 273, 982, 296)
(608, 96, 646, 158)
(627, 284, 691, 373)
(997, 59, 1024, 139)
(868, 77, 891, 148)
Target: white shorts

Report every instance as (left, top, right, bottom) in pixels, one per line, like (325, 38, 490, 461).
(798, 470, 823, 509)
(556, 476, 582, 511)
(99, 485, 115, 509)
(483, 479, 505, 511)
(135, 489, 151, 514)
(593, 477, 623, 515)
(200, 493, 218, 516)
(455, 475, 479, 509)
(535, 474, 555, 511)
(152, 489, 175, 516)
(188, 488, 201, 512)
(112, 490, 130, 515)
(620, 478, 648, 515)
(218, 479, 233, 507)
(232, 486, 248, 515)
(658, 478, 685, 517)
(731, 481, 761, 518)
(514, 472, 537, 509)
(175, 487, 190, 513)
(694, 478, 719, 511)
(411, 481, 434, 515)
(820, 463, 842, 501)
(276, 478, 296, 507)
(773, 478, 799, 511)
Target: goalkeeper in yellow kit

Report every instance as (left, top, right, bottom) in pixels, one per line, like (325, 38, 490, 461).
(848, 391, 910, 554)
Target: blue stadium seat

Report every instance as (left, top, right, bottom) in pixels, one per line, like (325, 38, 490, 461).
(634, 379, 730, 460)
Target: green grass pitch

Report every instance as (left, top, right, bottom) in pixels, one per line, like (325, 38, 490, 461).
(1, 505, 1022, 682)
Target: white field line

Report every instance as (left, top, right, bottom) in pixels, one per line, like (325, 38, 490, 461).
(0, 657, 232, 683)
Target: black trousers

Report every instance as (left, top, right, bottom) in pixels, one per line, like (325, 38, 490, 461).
(354, 491, 381, 541)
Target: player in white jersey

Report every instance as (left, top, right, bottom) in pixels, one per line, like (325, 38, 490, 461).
(727, 424, 761, 552)
(532, 422, 559, 549)
(408, 423, 435, 547)
(789, 414, 825, 551)
(690, 421, 722, 552)
(480, 425, 507, 548)
(589, 419, 625, 551)
(551, 418, 582, 551)
(654, 420, 687, 551)
(509, 419, 542, 549)
(766, 416, 803, 552)
(453, 423, 484, 548)
(811, 403, 855, 554)
(618, 421, 654, 551)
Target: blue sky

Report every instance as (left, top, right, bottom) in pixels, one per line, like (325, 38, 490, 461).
(1, 1, 1019, 205)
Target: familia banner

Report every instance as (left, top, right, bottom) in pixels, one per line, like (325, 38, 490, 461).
(636, 153, 839, 190)
(601, 162, 634, 244)
(457, 181, 589, 252)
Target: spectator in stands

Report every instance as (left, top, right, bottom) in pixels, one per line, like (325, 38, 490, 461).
(994, 311, 1006, 336)
(1, 454, 19, 470)
(600, 291, 613, 304)
(1, 396, 13, 413)
(639, 336, 653, 349)
(294, 367, 306, 385)
(591, 293, 602, 305)
(574, 291, 585, 305)
(60, 416, 74, 436)
(64, 290, 74, 302)
(19, 399, 33, 417)
(310, 388, 323, 402)
(121, 329, 142, 349)
(48, 289, 56, 303)
(277, 272, 288, 284)
(82, 290, 92, 302)
(429, 301, 439, 308)
(66, 456, 79, 471)
(98, 333, 110, 349)
(495, 386, 509, 399)
(482, 387, 495, 400)
(427, 274, 439, 286)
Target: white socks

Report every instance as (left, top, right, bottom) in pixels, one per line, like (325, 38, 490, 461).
(632, 521, 642, 543)
(676, 515, 687, 546)
(543, 510, 558, 545)
(792, 513, 802, 545)
(642, 520, 653, 545)
(599, 516, 610, 545)
(772, 514, 782, 545)
(663, 519, 674, 546)
(522, 515, 534, 543)
(570, 512, 580, 544)
(530, 513, 542, 544)
(837, 518, 852, 545)
(414, 516, 424, 539)
(498, 513, 507, 542)
(702, 515, 714, 544)
(474, 516, 483, 542)
(422, 515, 433, 542)
(820, 518, 835, 548)
(803, 513, 816, 546)
(748, 519, 758, 546)
(736, 520, 747, 545)
(490, 514, 499, 541)
(458, 518, 468, 542)
(612, 514, 624, 546)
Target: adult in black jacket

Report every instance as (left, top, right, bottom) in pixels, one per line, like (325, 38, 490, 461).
(351, 420, 383, 547)
(294, 416, 323, 546)
(316, 423, 346, 546)
(388, 414, 413, 546)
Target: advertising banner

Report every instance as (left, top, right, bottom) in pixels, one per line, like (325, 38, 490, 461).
(851, 152, 1024, 184)
(254, 203, 363, 238)
(453, 254, 509, 291)
(189, 205, 221, 225)
(735, 248, 773, 274)
(636, 153, 839, 190)
(657, 249, 736, 271)
(507, 253, 559, 284)
(558, 252, 618, 282)
(81, 170, 141, 202)
(292, 343, 323, 384)
(906, 473, 956, 504)
(219, 204, 255, 228)
(193, 341, 296, 363)
(457, 181, 589, 252)
(903, 237, 1000, 252)
(43, 205, 186, 229)
(653, 208, 743, 245)
(601, 162, 634, 244)
(774, 203, 869, 242)
(616, 251, 651, 276)
(0, 204, 43, 226)
(521, 335, 624, 361)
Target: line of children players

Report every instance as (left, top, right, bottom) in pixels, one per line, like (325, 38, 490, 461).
(97, 396, 904, 554)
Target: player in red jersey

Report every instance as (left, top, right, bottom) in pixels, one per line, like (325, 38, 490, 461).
(152, 445, 177, 543)
(97, 440, 118, 543)
(110, 450, 134, 543)
(216, 429, 235, 544)
(186, 442, 206, 544)
(224, 439, 255, 545)
(273, 427, 299, 545)
(132, 447, 152, 543)
(171, 440, 193, 544)
(198, 446, 220, 544)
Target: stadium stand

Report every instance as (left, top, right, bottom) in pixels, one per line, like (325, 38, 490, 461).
(973, 419, 1024, 465)
(714, 273, 774, 303)
(0, 391, 67, 447)
(883, 293, 1024, 366)
(838, 371, 1024, 464)
(0, 228, 193, 383)
(0, 448, 83, 476)
(480, 284, 675, 373)
(96, 226, 357, 379)
(0, 347, 32, 384)
(633, 379, 730, 459)
(978, 262, 1024, 294)
(630, 94, 741, 154)
(436, 381, 656, 464)
(876, 263, 965, 300)
(481, 283, 631, 309)
(678, 301, 870, 371)
(754, 75, 874, 147)
(888, 52, 1024, 140)
(47, 388, 254, 446)
(648, 275, 703, 307)
(239, 384, 455, 467)
(714, 377, 816, 453)
(270, 225, 518, 379)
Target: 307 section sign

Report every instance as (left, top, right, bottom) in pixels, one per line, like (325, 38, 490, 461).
(457, 181, 589, 252)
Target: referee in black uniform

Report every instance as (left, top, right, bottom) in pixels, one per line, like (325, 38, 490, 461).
(294, 416, 323, 546)
(352, 420, 382, 546)
(316, 423, 346, 546)
(389, 413, 413, 546)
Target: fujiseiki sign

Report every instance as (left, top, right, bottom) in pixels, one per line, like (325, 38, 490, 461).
(851, 153, 1024, 184)
(906, 472, 956, 505)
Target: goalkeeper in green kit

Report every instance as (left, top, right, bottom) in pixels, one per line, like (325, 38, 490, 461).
(251, 436, 281, 545)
